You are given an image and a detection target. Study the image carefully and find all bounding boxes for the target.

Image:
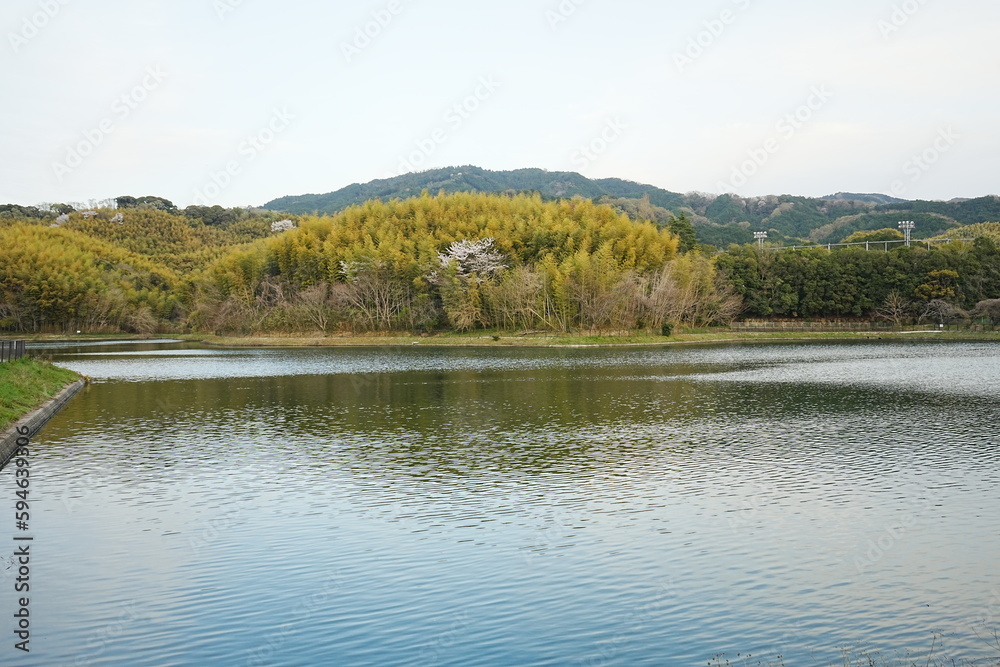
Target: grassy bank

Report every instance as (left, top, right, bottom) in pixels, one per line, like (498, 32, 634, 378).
(183, 328, 1000, 349)
(6, 329, 999, 350)
(0, 358, 81, 431)
(6, 333, 161, 343)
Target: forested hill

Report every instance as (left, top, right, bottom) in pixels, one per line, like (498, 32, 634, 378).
(3, 191, 999, 335)
(263, 166, 1000, 247)
(820, 192, 908, 205)
(262, 166, 687, 214)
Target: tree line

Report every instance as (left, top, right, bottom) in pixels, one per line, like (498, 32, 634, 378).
(1, 191, 999, 334)
(717, 238, 1000, 325)
(0, 225, 179, 333)
(192, 192, 739, 334)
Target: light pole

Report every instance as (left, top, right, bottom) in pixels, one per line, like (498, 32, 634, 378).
(754, 231, 768, 249)
(898, 220, 915, 247)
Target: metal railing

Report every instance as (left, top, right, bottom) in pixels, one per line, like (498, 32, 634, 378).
(776, 238, 974, 252)
(0, 340, 26, 363)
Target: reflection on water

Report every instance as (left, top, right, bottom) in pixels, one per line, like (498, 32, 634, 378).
(3, 341, 999, 666)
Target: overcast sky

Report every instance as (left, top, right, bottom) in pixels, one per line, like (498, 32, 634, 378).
(2, 0, 997, 208)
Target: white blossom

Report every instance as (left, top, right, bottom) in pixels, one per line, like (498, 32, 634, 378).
(271, 219, 296, 233)
(437, 238, 507, 280)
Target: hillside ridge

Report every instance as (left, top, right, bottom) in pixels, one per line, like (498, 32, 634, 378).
(262, 166, 1000, 246)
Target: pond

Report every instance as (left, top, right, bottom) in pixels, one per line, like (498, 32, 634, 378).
(2, 340, 999, 666)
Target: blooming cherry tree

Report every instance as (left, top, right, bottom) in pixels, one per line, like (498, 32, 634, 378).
(437, 238, 507, 281)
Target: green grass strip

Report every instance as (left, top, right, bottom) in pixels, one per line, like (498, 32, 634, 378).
(0, 357, 80, 432)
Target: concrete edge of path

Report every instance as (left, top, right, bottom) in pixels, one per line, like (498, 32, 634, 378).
(0, 379, 86, 468)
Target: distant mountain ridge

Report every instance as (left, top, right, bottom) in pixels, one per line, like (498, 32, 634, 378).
(262, 166, 1000, 247)
(820, 192, 909, 205)
(263, 166, 687, 214)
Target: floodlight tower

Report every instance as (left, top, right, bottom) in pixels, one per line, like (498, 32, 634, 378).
(898, 220, 915, 247)
(754, 231, 768, 248)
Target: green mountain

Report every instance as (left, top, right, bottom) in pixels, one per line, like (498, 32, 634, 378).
(820, 192, 909, 205)
(263, 166, 687, 215)
(259, 166, 1000, 248)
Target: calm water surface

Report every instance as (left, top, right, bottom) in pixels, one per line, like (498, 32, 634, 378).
(2, 340, 999, 666)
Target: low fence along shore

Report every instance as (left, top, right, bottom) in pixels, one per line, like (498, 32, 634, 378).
(0, 340, 26, 363)
(730, 320, 936, 332)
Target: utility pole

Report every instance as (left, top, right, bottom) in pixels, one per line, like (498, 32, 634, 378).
(754, 231, 768, 249)
(898, 220, 915, 247)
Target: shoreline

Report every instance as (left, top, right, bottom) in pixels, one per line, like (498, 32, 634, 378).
(6, 329, 999, 350)
(3, 334, 168, 344)
(0, 364, 85, 467)
(182, 329, 1000, 349)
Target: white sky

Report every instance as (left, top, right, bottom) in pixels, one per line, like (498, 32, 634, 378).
(1, 0, 997, 208)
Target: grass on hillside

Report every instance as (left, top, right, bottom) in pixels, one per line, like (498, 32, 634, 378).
(0, 357, 80, 431)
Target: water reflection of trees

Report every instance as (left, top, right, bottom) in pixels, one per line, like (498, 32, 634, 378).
(44, 365, 997, 482)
